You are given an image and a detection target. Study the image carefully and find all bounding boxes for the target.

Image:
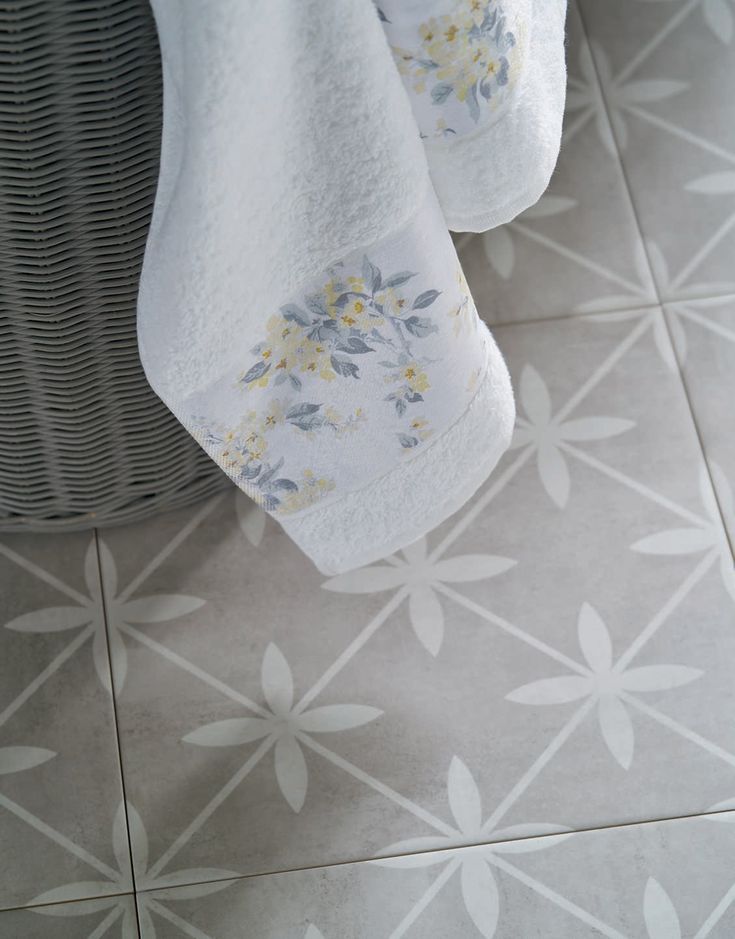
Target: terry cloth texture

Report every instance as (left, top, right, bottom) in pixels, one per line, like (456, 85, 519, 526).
(138, 0, 566, 573)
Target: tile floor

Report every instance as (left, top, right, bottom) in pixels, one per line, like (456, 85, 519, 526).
(1, 1, 735, 936)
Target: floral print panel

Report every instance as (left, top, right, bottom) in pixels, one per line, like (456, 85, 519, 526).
(186, 190, 491, 517)
(378, 0, 522, 140)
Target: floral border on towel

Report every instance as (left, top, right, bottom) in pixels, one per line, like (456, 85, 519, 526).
(190, 256, 473, 515)
(379, 0, 518, 139)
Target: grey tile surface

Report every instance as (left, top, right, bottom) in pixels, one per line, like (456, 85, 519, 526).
(666, 294, 735, 548)
(0, 533, 129, 912)
(75, 308, 735, 891)
(139, 813, 735, 938)
(0, 895, 138, 939)
(578, 0, 735, 302)
(1, 2, 734, 937)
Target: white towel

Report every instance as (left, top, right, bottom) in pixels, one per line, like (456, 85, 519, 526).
(138, 0, 566, 574)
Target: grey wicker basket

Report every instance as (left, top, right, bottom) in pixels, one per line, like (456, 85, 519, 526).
(0, 0, 231, 533)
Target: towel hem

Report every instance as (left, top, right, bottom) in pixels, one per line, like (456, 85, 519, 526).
(278, 333, 514, 575)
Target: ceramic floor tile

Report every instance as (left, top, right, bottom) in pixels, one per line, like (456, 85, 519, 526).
(97, 308, 735, 892)
(0, 894, 138, 938)
(3, 1, 734, 930)
(456, 2, 657, 324)
(0, 532, 131, 911)
(578, 0, 735, 302)
(665, 295, 735, 549)
(138, 812, 735, 938)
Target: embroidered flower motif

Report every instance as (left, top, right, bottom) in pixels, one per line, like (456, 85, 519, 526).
(398, 416, 434, 451)
(239, 257, 439, 394)
(389, 0, 517, 137)
(192, 400, 363, 512)
(192, 255, 449, 513)
(190, 238, 484, 518)
(449, 265, 477, 336)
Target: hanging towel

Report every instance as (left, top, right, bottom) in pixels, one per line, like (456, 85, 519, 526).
(137, 0, 567, 575)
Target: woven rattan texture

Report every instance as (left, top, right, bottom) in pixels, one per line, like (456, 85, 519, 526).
(0, 0, 231, 532)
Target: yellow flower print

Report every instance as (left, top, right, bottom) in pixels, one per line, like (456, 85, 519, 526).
(419, 22, 437, 43)
(279, 472, 337, 514)
(403, 364, 430, 394)
(398, 415, 434, 452)
(449, 265, 476, 336)
(374, 286, 406, 318)
(388, 1, 517, 136)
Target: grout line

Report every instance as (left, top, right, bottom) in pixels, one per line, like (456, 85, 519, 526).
(92, 529, 142, 939)
(575, 0, 735, 565)
(116, 494, 224, 603)
(100, 806, 735, 900)
(0, 892, 133, 916)
(484, 290, 735, 332)
(145, 736, 274, 880)
(485, 300, 660, 331)
(146, 899, 213, 939)
(659, 312, 735, 561)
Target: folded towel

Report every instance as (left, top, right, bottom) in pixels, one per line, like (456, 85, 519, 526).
(138, 0, 566, 574)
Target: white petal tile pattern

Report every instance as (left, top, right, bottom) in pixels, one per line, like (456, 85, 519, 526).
(1, 2, 735, 936)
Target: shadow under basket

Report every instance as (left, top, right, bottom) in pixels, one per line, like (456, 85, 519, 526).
(0, 0, 231, 533)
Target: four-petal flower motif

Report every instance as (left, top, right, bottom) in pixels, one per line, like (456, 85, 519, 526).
(0, 746, 55, 776)
(506, 604, 702, 769)
(566, 41, 688, 155)
(183, 643, 382, 812)
(643, 877, 682, 939)
(631, 463, 735, 602)
(4, 538, 205, 692)
(510, 364, 635, 508)
(374, 757, 570, 938)
(30, 801, 238, 938)
(323, 536, 516, 655)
